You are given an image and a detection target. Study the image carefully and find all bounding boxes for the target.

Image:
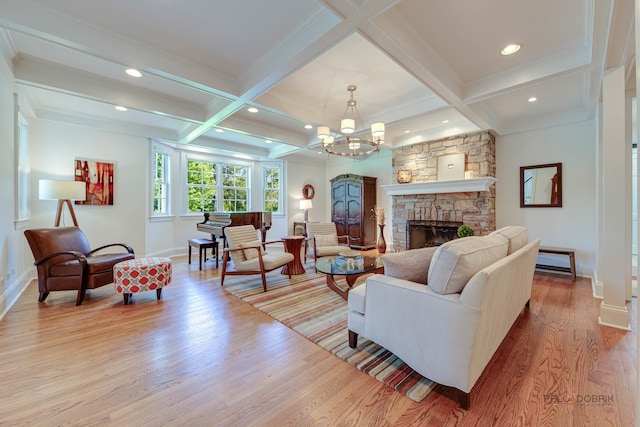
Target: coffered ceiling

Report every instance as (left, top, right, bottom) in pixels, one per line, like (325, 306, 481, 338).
(0, 0, 634, 160)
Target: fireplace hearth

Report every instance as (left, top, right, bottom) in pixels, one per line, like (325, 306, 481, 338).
(407, 220, 462, 249)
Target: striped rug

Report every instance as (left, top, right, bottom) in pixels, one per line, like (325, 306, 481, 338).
(219, 266, 435, 402)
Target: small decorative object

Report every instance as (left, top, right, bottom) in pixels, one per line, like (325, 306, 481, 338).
(377, 224, 387, 253)
(397, 170, 412, 184)
(371, 205, 386, 253)
(457, 224, 474, 238)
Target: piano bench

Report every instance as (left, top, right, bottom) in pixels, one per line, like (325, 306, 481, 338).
(188, 238, 219, 270)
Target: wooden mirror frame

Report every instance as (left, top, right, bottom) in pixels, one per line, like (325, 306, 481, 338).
(520, 163, 562, 208)
(302, 184, 315, 200)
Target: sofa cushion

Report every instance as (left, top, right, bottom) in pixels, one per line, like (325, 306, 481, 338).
(315, 233, 338, 247)
(381, 247, 437, 284)
(241, 240, 264, 260)
(428, 235, 508, 295)
(489, 226, 528, 255)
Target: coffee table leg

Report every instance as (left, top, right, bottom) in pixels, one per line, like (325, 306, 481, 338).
(326, 274, 349, 300)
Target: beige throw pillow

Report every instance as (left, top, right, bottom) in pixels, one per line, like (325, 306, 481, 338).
(428, 235, 508, 295)
(489, 226, 528, 255)
(382, 247, 438, 284)
(315, 233, 339, 247)
(241, 240, 264, 260)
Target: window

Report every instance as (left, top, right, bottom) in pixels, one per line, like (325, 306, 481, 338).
(222, 164, 249, 212)
(15, 100, 30, 225)
(152, 151, 170, 215)
(263, 166, 281, 213)
(187, 160, 217, 213)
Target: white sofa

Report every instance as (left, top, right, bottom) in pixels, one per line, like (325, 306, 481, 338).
(347, 226, 540, 408)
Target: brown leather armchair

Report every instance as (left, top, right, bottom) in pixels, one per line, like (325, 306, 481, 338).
(24, 227, 135, 305)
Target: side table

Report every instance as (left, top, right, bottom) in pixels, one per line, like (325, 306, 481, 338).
(281, 235, 306, 275)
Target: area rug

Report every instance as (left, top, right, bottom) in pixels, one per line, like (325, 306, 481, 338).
(219, 267, 435, 402)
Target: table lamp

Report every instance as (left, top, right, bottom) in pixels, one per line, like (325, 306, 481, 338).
(299, 199, 312, 223)
(39, 179, 87, 227)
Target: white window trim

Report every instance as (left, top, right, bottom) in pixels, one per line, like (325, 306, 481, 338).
(14, 95, 30, 229)
(151, 146, 171, 217)
(261, 163, 283, 214)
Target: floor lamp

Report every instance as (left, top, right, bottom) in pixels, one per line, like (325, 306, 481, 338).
(39, 179, 87, 227)
(300, 199, 312, 223)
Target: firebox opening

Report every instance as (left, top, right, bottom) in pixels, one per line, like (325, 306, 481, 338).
(407, 220, 462, 250)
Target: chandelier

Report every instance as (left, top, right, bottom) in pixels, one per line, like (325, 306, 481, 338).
(317, 85, 385, 157)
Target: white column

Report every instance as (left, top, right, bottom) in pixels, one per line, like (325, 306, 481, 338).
(598, 65, 630, 330)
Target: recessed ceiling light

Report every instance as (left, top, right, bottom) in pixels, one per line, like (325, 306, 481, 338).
(528, 97, 537, 102)
(114, 106, 127, 111)
(500, 44, 521, 56)
(404, 129, 411, 133)
(215, 128, 224, 133)
(304, 124, 313, 129)
(441, 119, 450, 124)
(265, 140, 272, 144)
(247, 107, 259, 113)
(125, 68, 142, 77)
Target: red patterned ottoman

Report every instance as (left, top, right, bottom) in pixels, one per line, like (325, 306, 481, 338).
(113, 257, 172, 305)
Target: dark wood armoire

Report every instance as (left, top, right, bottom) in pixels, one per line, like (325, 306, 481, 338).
(330, 174, 377, 250)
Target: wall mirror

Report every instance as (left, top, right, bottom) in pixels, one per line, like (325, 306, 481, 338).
(520, 163, 562, 208)
(302, 184, 315, 200)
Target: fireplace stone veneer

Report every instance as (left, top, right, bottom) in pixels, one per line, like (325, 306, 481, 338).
(389, 130, 496, 251)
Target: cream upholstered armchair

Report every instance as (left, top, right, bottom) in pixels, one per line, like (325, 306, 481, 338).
(220, 225, 294, 292)
(306, 222, 351, 267)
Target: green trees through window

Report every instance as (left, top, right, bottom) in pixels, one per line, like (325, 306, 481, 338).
(263, 167, 280, 212)
(187, 160, 250, 213)
(187, 160, 217, 213)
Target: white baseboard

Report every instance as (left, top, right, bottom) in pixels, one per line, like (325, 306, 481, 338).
(598, 302, 631, 331)
(0, 268, 35, 321)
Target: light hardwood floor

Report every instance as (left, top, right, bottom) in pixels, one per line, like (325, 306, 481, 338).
(0, 254, 636, 426)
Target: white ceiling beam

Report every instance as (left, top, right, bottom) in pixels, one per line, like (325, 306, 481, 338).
(14, 55, 206, 123)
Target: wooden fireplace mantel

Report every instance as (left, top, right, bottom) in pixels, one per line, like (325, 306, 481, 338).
(381, 177, 496, 196)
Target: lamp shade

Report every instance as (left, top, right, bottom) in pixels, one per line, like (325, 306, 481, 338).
(340, 118, 355, 134)
(371, 122, 385, 137)
(39, 180, 86, 201)
(317, 126, 330, 140)
(299, 199, 313, 210)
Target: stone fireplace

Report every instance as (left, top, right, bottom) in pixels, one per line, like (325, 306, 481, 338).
(384, 130, 496, 251)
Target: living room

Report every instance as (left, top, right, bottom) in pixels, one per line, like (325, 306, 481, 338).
(0, 0, 636, 425)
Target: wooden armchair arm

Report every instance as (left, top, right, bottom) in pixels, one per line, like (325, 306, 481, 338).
(89, 243, 135, 256)
(337, 235, 351, 245)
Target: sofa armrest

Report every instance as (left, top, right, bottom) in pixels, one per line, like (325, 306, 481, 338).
(359, 274, 481, 392)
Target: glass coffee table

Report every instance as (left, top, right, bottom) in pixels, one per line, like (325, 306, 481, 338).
(315, 253, 384, 300)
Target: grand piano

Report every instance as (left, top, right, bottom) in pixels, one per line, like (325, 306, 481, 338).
(196, 211, 272, 247)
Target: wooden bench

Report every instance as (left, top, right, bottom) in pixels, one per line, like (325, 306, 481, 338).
(188, 238, 219, 270)
(536, 246, 576, 281)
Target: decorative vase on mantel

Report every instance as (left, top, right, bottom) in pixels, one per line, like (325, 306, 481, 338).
(377, 224, 387, 254)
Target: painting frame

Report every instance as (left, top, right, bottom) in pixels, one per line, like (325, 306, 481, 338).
(437, 153, 465, 181)
(74, 159, 114, 205)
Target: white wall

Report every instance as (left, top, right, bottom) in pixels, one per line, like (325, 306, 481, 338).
(0, 43, 29, 317)
(286, 157, 327, 232)
(30, 121, 149, 254)
(496, 119, 597, 275)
